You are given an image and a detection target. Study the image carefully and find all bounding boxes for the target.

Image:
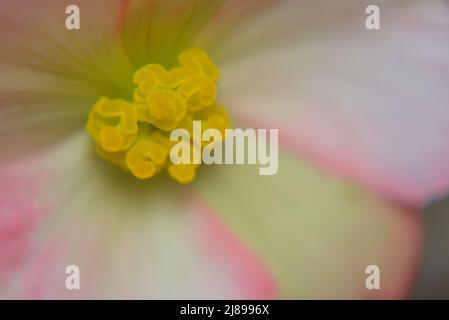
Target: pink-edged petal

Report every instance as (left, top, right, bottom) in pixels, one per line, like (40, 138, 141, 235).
(194, 152, 422, 299)
(214, 0, 449, 205)
(0, 133, 275, 299)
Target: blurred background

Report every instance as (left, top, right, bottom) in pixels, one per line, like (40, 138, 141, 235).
(413, 196, 449, 299)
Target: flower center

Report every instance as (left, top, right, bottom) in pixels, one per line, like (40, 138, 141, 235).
(86, 48, 230, 184)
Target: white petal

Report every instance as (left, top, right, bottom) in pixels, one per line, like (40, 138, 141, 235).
(194, 152, 421, 298)
(0, 134, 275, 299)
(215, 0, 449, 205)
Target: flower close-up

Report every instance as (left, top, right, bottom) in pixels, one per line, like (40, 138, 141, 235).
(1, 0, 449, 299)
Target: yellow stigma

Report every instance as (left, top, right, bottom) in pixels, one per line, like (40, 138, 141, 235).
(86, 48, 230, 184)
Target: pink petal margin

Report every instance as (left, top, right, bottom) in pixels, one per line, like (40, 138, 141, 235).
(188, 195, 277, 299)
(0, 163, 52, 286)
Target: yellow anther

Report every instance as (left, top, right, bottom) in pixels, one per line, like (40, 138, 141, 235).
(134, 63, 201, 89)
(99, 127, 124, 152)
(167, 163, 197, 184)
(205, 114, 230, 140)
(125, 140, 168, 179)
(138, 89, 186, 131)
(185, 95, 203, 112)
(151, 131, 183, 157)
(150, 95, 172, 120)
(178, 113, 195, 136)
(178, 76, 217, 112)
(179, 48, 220, 82)
(95, 97, 122, 116)
(87, 98, 138, 153)
(86, 48, 229, 184)
(134, 81, 158, 103)
(133, 66, 159, 87)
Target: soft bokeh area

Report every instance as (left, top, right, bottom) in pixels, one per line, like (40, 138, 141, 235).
(0, 0, 448, 299)
(414, 197, 449, 299)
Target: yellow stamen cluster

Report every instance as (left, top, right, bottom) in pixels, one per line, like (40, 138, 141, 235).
(87, 48, 230, 183)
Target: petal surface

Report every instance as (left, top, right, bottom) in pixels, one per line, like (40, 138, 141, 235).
(0, 0, 135, 161)
(0, 0, 427, 300)
(194, 151, 422, 299)
(213, 0, 449, 205)
(117, 0, 280, 74)
(0, 0, 277, 161)
(0, 134, 275, 299)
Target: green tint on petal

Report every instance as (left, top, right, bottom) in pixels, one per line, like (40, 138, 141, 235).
(120, 0, 224, 69)
(0, 1, 136, 160)
(0, 0, 276, 162)
(120, 0, 278, 69)
(0, 1, 135, 99)
(194, 152, 421, 298)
